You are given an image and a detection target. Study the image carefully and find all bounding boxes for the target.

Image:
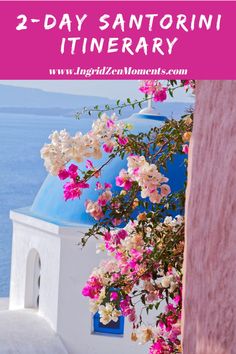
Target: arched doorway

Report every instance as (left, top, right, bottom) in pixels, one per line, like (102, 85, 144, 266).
(24, 249, 41, 309)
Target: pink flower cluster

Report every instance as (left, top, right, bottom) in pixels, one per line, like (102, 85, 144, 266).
(82, 215, 183, 353)
(116, 169, 133, 190)
(58, 164, 89, 201)
(116, 155, 171, 204)
(82, 276, 103, 300)
(103, 134, 128, 153)
(182, 144, 189, 154)
(146, 281, 182, 353)
(41, 113, 130, 176)
(93, 114, 129, 154)
(85, 183, 112, 220)
(102, 229, 129, 253)
(150, 303, 181, 353)
(120, 296, 136, 322)
(183, 79, 195, 93)
(139, 80, 167, 102)
(149, 339, 172, 354)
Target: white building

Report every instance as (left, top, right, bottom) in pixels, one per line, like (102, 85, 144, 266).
(8, 208, 147, 354)
(1, 112, 185, 353)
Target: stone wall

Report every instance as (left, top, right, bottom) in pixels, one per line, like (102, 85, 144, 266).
(182, 80, 236, 353)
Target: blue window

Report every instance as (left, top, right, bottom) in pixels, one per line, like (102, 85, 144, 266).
(93, 312, 125, 336)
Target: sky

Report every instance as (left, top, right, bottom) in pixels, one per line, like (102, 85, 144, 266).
(0, 80, 194, 102)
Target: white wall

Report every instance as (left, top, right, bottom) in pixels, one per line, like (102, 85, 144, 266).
(56, 228, 147, 354)
(10, 211, 61, 330)
(10, 211, 147, 354)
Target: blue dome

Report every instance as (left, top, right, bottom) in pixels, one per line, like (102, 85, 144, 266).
(28, 113, 186, 226)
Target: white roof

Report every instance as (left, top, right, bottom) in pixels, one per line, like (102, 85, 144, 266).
(0, 308, 68, 354)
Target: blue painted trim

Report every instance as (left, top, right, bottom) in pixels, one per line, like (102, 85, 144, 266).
(131, 113, 167, 121)
(93, 312, 125, 336)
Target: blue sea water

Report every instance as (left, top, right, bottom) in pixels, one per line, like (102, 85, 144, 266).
(0, 113, 92, 297)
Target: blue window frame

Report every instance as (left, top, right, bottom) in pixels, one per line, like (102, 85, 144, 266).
(93, 312, 125, 336)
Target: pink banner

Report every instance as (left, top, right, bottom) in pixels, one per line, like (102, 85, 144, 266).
(0, 1, 235, 79)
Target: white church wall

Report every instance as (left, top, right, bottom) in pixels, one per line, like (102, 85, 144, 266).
(9, 211, 61, 330)
(56, 226, 147, 354)
(9, 211, 147, 354)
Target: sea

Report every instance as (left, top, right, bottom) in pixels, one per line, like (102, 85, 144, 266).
(0, 113, 92, 297)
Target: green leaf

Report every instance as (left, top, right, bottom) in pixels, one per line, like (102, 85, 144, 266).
(169, 89, 173, 98)
(141, 294, 146, 305)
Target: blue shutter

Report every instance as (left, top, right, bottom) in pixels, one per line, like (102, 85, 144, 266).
(93, 312, 125, 336)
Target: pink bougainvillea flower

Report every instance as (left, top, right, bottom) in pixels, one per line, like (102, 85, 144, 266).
(63, 183, 81, 201)
(103, 141, 114, 153)
(112, 273, 120, 282)
(133, 167, 140, 176)
(120, 296, 133, 317)
(110, 292, 119, 301)
(58, 163, 79, 181)
(68, 164, 79, 179)
(82, 276, 103, 299)
(105, 241, 115, 253)
(112, 218, 122, 226)
(116, 229, 128, 241)
(95, 181, 103, 190)
(63, 180, 89, 201)
(129, 249, 143, 261)
(139, 80, 157, 95)
(115, 252, 123, 261)
(149, 191, 162, 204)
(58, 169, 69, 180)
(118, 136, 128, 146)
(103, 231, 112, 241)
(111, 201, 121, 209)
(160, 184, 171, 197)
(85, 200, 104, 220)
(173, 294, 181, 305)
(149, 338, 171, 354)
(86, 159, 94, 169)
(139, 80, 168, 103)
(183, 80, 190, 86)
(165, 303, 175, 313)
(116, 169, 133, 191)
(182, 144, 189, 154)
(168, 323, 181, 343)
(183, 80, 195, 91)
(128, 308, 136, 323)
(78, 181, 90, 189)
(104, 182, 112, 189)
(114, 229, 128, 245)
(153, 87, 167, 102)
(128, 259, 137, 269)
(106, 119, 115, 128)
(98, 190, 112, 206)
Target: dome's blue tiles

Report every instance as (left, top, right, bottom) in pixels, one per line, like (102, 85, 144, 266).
(28, 113, 186, 225)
